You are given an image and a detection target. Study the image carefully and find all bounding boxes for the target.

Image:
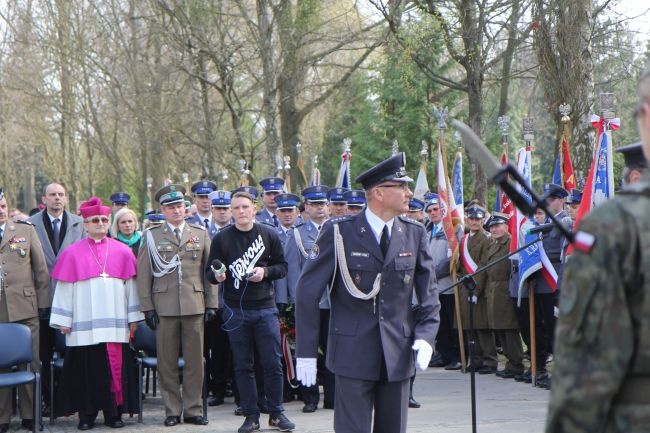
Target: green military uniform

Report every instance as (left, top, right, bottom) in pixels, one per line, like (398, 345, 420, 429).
(0, 221, 50, 425)
(546, 175, 650, 432)
(485, 233, 523, 374)
(457, 229, 497, 370)
(137, 221, 217, 419)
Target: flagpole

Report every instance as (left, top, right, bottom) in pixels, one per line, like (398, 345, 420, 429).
(600, 93, 616, 198)
(221, 170, 229, 192)
(523, 117, 538, 387)
(284, 156, 292, 194)
(434, 106, 468, 374)
(296, 142, 308, 187)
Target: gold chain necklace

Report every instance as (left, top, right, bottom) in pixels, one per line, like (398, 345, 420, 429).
(87, 238, 109, 281)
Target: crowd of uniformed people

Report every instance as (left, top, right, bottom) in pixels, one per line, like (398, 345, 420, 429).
(0, 139, 646, 433)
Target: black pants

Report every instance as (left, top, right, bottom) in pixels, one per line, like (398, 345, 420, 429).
(301, 309, 335, 407)
(435, 294, 460, 364)
(204, 313, 232, 398)
(513, 293, 556, 371)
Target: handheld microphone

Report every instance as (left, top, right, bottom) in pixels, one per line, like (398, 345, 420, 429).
(211, 259, 226, 276)
(527, 223, 555, 235)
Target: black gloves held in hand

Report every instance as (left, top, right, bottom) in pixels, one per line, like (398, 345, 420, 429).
(144, 310, 159, 330)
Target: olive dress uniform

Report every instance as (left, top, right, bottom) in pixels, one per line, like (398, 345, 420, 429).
(458, 229, 497, 371)
(485, 233, 524, 375)
(137, 221, 217, 420)
(0, 221, 50, 426)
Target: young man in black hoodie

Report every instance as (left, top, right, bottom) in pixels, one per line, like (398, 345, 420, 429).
(206, 191, 294, 433)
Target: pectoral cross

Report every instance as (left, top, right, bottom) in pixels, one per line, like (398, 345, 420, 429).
(100, 271, 109, 281)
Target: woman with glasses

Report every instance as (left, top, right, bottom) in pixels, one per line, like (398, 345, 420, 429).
(50, 197, 144, 430)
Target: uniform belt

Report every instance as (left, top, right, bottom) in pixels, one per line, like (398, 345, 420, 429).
(614, 376, 650, 404)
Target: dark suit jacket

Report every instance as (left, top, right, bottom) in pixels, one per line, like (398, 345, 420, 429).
(295, 212, 440, 382)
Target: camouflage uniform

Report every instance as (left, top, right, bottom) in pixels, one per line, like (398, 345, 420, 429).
(546, 176, 650, 432)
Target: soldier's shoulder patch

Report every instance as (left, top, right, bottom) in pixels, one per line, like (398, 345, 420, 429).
(17, 220, 34, 226)
(572, 230, 596, 253)
(187, 223, 206, 231)
(293, 222, 305, 228)
(309, 243, 320, 260)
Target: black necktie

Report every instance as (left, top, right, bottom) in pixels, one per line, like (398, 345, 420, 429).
(204, 218, 209, 230)
(0, 227, 3, 244)
(52, 218, 61, 254)
(273, 214, 279, 227)
(380, 225, 389, 257)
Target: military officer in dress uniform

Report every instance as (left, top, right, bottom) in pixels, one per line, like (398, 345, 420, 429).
(110, 192, 130, 213)
(565, 189, 582, 221)
(210, 190, 234, 232)
(256, 178, 284, 227)
(273, 193, 300, 305)
(285, 185, 333, 413)
(187, 181, 219, 238)
(136, 184, 218, 427)
(406, 198, 425, 224)
(0, 189, 50, 433)
(343, 189, 366, 216)
(295, 152, 439, 433)
(204, 189, 233, 407)
(457, 205, 497, 374)
(327, 187, 348, 217)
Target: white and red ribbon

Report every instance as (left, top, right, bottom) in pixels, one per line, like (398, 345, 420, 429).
(460, 233, 478, 274)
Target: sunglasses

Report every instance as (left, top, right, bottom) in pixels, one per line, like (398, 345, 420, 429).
(84, 216, 109, 224)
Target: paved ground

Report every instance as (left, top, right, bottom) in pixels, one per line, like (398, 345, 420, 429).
(11, 366, 550, 433)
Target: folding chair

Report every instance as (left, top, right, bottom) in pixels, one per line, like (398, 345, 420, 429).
(0, 323, 41, 433)
(132, 325, 207, 423)
(49, 330, 66, 425)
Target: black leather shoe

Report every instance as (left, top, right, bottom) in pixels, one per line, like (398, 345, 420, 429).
(234, 406, 245, 416)
(238, 416, 260, 433)
(164, 416, 181, 427)
(21, 419, 34, 430)
(302, 402, 317, 413)
(429, 356, 446, 368)
(184, 416, 209, 425)
(78, 420, 95, 430)
(208, 395, 225, 406)
(104, 417, 124, 428)
(0, 423, 8, 433)
(408, 397, 421, 408)
(477, 365, 497, 375)
(496, 369, 520, 379)
(444, 361, 462, 371)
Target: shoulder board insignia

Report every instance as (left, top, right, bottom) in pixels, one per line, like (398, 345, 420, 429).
(17, 220, 34, 226)
(330, 216, 352, 224)
(260, 221, 275, 228)
(294, 222, 305, 228)
(187, 223, 206, 230)
(398, 215, 423, 226)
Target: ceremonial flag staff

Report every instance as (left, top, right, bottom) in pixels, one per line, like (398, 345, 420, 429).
(283, 156, 292, 193)
(555, 104, 577, 191)
(432, 105, 466, 372)
(237, 159, 250, 186)
(181, 172, 190, 193)
(335, 138, 352, 189)
(221, 170, 229, 191)
(145, 177, 153, 213)
(310, 155, 321, 186)
(296, 142, 309, 187)
(413, 140, 430, 201)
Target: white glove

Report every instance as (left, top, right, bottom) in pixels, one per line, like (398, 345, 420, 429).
(296, 357, 317, 387)
(412, 339, 433, 371)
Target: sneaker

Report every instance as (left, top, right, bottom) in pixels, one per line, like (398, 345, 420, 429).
(238, 416, 260, 433)
(269, 413, 295, 431)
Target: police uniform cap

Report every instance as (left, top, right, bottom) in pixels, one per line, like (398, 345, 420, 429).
(209, 190, 232, 208)
(147, 213, 166, 222)
(408, 198, 425, 211)
(543, 183, 568, 199)
(424, 194, 440, 211)
(616, 141, 648, 169)
(343, 189, 366, 207)
(259, 177, 285, 193)
(275, 193, 300, 210)
(487, 212, 509, 227)
(327, 187, 349, 203)
(354, 152, 413, 189)
(566, 189, 582, 205)
(110, 191, 130, 205)
(466, 205, 486, 220)
(155, 184, 187, 205)
(231, 186, 259, 201)
(302, 185, 329, 203)
(191, 180, 218, 196)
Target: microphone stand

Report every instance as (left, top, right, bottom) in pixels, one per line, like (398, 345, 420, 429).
(440, 239, 541, 433)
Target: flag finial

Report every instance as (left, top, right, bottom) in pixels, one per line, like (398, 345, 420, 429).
(523, 118, 534, 141)
(600, 93, 616, 120)
(431, 106, 448, 130)
(559, 103, 571, 123)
